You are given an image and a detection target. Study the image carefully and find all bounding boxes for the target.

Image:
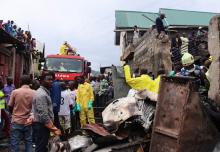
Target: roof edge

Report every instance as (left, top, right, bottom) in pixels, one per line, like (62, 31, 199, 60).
(159, 8, 219, 14)
(115, 10, 158, 15)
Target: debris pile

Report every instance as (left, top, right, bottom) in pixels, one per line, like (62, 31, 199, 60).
(49, 93, 155, 152)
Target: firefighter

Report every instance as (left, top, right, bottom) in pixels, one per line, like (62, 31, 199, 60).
(180, 53, 209, 95)
(75, 76, 95, 127)
(180, 52, 200, 77)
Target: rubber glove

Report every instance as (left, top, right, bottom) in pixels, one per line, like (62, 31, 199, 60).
(75, 103, 81, 112)
(169, 70, 175, 77)
(88, 100, 93, 110)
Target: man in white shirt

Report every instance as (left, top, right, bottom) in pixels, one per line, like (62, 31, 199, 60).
(133, 25, 140, 44)
(59, 82, 74, 136)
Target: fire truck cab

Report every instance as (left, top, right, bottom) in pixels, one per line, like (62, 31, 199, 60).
(43, 54, 91, 81)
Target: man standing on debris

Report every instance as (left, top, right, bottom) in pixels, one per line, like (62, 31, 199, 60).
(133, 25, 140, 44)
(180, 33, 189, 55)
(8, 75, 35, 152)
(155, 13, 166, 35)
(32, 72, 61, 152)
(75, 76, 95, 127)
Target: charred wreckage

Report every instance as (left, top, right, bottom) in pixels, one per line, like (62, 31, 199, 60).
(49, 87, 155, 152)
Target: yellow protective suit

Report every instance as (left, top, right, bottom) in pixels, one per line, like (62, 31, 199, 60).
(76, 82, 95, 127)
(124, 65, 160, 93)
(59, 44, 68, 55)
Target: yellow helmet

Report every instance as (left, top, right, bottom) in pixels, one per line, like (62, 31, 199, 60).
(209, 56, 213, 62)
(181, 53, 194, 66)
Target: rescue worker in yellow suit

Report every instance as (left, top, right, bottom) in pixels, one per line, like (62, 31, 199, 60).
(60, 41, 69, 55)
(124, 65, 161, 101)
(75, 76, 95, 127)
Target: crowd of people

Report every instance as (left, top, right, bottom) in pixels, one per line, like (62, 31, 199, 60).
(90, 75, 114, 108)
(0, 72, 113, 152)
(0, 20, 36, 48)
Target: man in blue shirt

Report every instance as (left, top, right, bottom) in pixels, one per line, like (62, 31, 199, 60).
(50, 75, 62, 134)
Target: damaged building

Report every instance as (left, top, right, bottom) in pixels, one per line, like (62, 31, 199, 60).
(115, 8, 218, 76)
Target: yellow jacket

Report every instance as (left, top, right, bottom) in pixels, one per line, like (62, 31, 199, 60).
(124, 65, 160, 93)
(0, 90, 5, 109)
(60, 44, 68, 55)
(76, 82, 94, 109)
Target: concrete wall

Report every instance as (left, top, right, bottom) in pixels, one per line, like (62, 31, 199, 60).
(111, 66, 130, 99)
(208, 15, 220, 106)
(119, 31, 126, 66)
(133, 29, 172, 77)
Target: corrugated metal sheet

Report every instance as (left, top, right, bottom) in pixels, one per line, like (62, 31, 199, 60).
(115, 10, 158, 29)
(115, 9, 219, 28)
(160, 8, 219, 26)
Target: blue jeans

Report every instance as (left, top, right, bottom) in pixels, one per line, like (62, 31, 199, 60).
(10, 122, 32, 152)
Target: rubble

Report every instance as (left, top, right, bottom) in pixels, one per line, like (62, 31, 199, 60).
(68, 135, 93, 151)
(49, 92, 154, 152)
(49, 135, 93, 152)
(94, 140, 150, 152)
(102, 96, 155, 132)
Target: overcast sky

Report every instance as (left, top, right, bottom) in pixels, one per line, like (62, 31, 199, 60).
(1, 0, 219, 70)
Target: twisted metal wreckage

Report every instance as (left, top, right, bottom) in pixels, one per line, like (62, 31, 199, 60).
(49, 88, 155, 152)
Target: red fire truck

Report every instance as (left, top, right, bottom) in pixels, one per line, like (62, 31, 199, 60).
(43, 54, 91, 81)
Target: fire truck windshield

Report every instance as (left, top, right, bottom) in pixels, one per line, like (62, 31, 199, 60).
(45, 58, 83, 73)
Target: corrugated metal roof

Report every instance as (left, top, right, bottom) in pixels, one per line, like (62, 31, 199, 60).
(115, 10, 158, 29)
(115, 9, 219, 28)
(160, 8, 219, 26)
